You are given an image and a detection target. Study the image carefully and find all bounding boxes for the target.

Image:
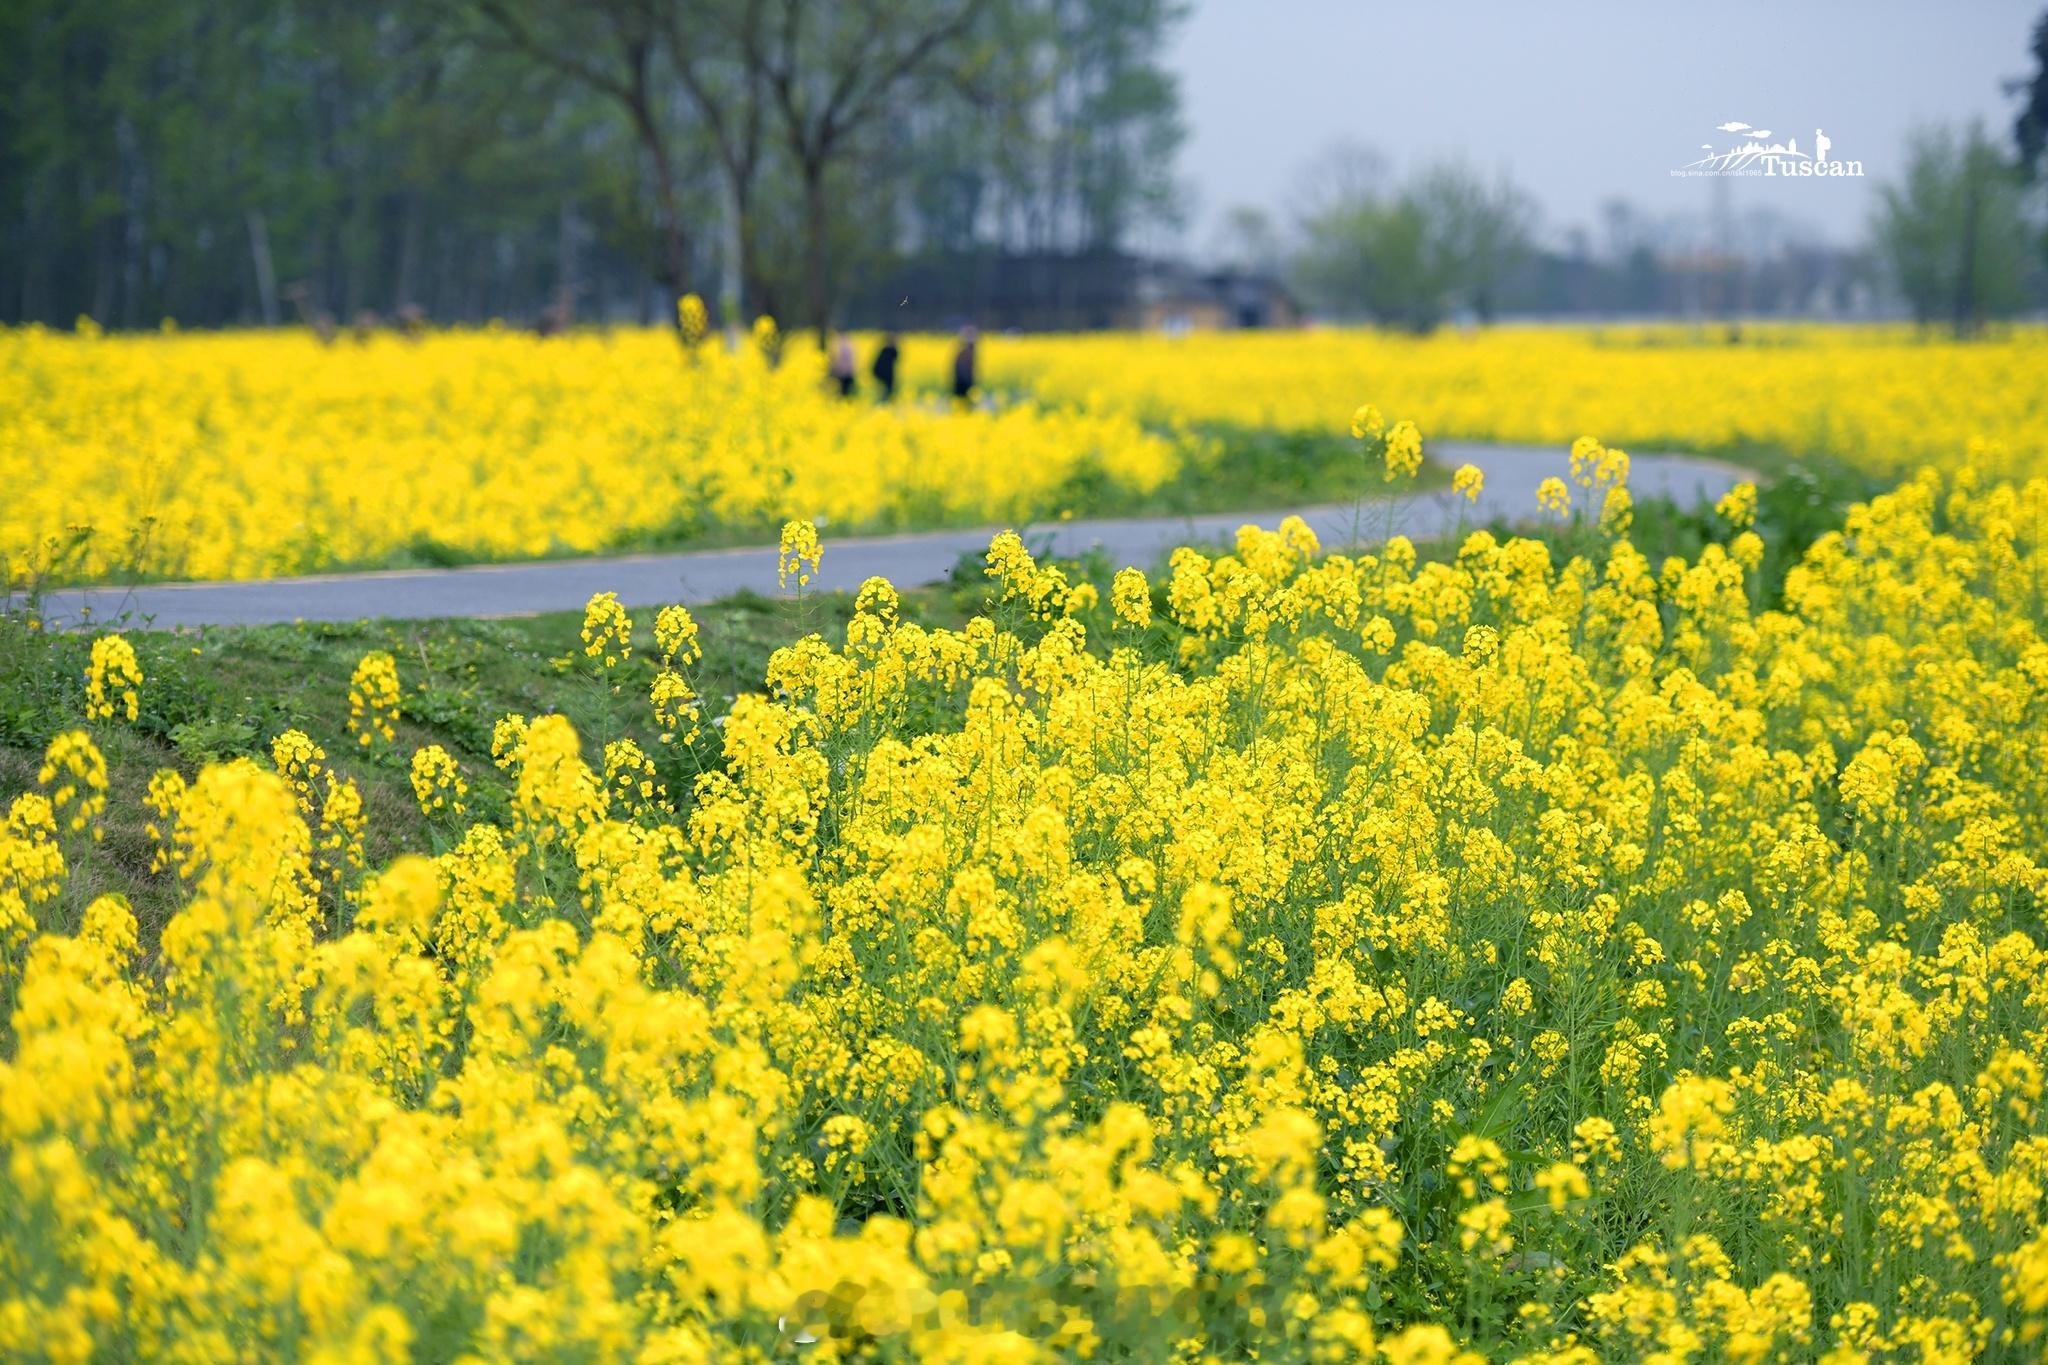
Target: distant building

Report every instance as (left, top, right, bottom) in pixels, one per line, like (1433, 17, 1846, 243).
(848, 249, 1299, 332)
(1134, 260, 1301, 332)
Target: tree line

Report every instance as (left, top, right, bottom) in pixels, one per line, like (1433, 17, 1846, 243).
(8, 1, 2042, 341)
(1270, 12, 2048, 337)
(0, 0, 1187, 337)
(1267, 124, 2046, 336)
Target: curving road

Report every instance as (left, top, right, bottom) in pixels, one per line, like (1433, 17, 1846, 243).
(44, 443, 1755, 631)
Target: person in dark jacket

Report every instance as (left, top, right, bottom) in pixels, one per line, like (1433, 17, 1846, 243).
(871, 333, 900, 400)
(951, 325, 978, 403)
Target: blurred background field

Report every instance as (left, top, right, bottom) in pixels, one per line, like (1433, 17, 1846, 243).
(7, 322, 2047, 585)
(9, 1, 2048, 590)
(7, 2, 2046, 339)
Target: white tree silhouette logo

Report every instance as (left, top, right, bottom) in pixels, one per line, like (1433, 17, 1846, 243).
(1674, 121, 1863, 178)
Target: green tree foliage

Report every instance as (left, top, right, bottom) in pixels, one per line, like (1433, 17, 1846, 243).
(1290, 155, 1535, 332)
(0, 0, 1187, 333)
(1872, 122, 2033, 336)
(2014, 8, 2048, 181)
(899, 0, 1187, 255)
(0, 0, 655, 328)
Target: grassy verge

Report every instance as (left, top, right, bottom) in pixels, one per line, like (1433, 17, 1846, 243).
(1091, 422, 1452, 520)
(1, 584, 984, 941)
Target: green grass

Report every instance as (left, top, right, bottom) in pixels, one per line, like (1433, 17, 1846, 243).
(0, 584, 984, 944)
(1085, 421, 1452, 520)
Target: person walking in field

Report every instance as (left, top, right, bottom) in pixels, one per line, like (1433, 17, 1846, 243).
(871, 332, 901, 401)
(951, 325, 978, 404)
(828, 332, 857, 398)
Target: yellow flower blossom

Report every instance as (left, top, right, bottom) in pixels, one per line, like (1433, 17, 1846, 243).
(83, 634, 141, 722)
(347, 651, 400, 747)
(779, 519, 823, 589)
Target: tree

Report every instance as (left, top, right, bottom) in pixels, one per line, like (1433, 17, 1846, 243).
(736, 0, 993, 344)
(0, 0, 649, 328)
(1044, 0, 1187, 250)
(1288, 150, 1535, 331)
(1872, 122, 2031, 336)
(469, 0, 701, 307)
(1408, 162, 1536, 322)
(1211, 205, 1284, 275)
(0, 0, 1185, 331)
(2013, 8, 2048, 181)
(658, 1, 772, 327)
(894, 1, 1187, 255)
(1293, 194, 1452, 332)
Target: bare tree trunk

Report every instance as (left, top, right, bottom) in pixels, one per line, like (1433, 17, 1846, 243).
(92, 208, 117, 323)
(247, 209, 279, 325)
(803, 159, 830, 349)
(720, 168, 744, 342)
(1953, 165, 1981, 339)
(115, 115, 145, 327)
(624, 54, 689, 324)
(557, 200, 578, 326)
(392, 192, 420, 315)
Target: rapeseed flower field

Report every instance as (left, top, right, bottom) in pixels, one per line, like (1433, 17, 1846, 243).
(0, 323, 1180, 585)
(6, 415, 2048, 1359)
(990, 326, 2048, 481)
(7, 323, 2047, 586)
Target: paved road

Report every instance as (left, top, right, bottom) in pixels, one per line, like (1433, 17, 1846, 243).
(46, 443, 1753, 631)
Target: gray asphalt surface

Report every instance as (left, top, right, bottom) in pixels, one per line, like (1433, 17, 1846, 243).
(43, 443, 1753, 631)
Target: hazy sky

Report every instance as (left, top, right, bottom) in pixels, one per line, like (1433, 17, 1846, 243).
(1167, 0, 2042, 251)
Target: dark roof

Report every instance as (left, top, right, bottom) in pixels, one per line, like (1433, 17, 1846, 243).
(846, 250, 1296, 331)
